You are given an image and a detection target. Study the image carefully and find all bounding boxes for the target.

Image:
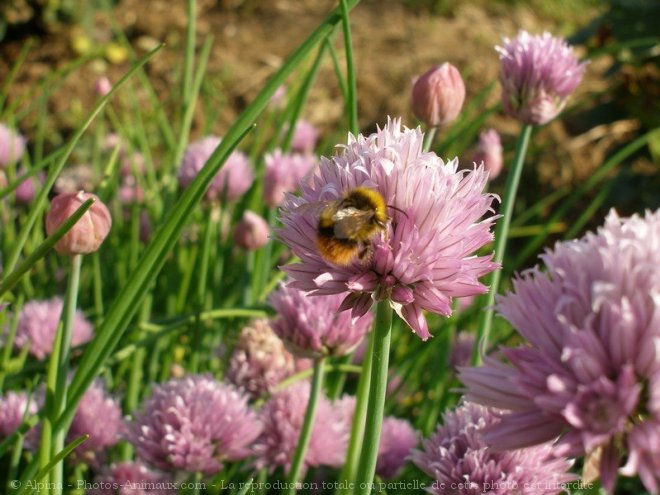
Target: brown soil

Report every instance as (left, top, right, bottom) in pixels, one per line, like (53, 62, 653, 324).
(1, 0, 636, 189)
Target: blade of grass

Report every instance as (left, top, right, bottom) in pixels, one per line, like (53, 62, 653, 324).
(58, 0, 361, 436)
(340, 0, 358, 134)
(0, 38, 34, 115)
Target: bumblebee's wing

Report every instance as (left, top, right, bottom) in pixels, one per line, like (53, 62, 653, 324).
(333, 208, 372, 239)
(292, 200, 334, 217)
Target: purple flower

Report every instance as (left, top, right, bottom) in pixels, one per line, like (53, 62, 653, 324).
(472, 129, 503, 180)
(0, 391, 38, 439)
(54, 164, 97, 194)
(277, 118, 498, 340)
(15, 168, 43, 205)
(377, 417, 418, 479)
(14, 297, 94, 360)
(233, 210, 270, 250)
(449, 332, 476, 370)
(263, 149, 317, 207)
(0, 123, 26, 167)
(226, 319, 308, 398)
(411, 402, 575, 494)
(127, 375, 261, 474)
(68, 381, 123, 467)
(94, 77, 112, 97)
(253, 382, 349, 473)
(90, 462, 174, 495)
(460, 209, 660, 493)
(291, 120, 319, 154)
(497, 31, 587, 125)
(269, 283, 373, 358)
(178, 136, 253, 202)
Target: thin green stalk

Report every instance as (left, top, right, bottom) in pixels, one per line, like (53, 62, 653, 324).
(286, 358, 325, 495)
(340, 0, 358, 134)
(354, 301, 393, 495)
(338, 331, 374, 495)
(472, 124, 533, 365)
(58, 0, 361, 437)
(0, 38, 33, 115)
(423, 127, 437, 152)
(326, 39, 348, 101)
(0, 294, 23, 390)
(182, 0, 197, 105)
(191, 210, 215, 372)
(50, 254, 83, 495)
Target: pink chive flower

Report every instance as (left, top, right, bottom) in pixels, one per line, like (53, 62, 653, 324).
(291, 119, 319, 154)
(0, 391, 38, 440)
(118, 176, 144, 205)
(90, 462, 174, 495)
(226, 319, 308, 399)
(46, 191, 112, 256)
(269, 283, 373, 358)
(263, 149, 317, 208)
(0, 123, 26, 168)
(377, 417, 418, 479)
(178, 136, 253, 202)
(277, 118, 498, 340)
(233, 210, 269, 250)
(127, 375, 261, 474)
(411, 402, 576, 495)
(253, 382, 349, 473)
(472, 129, 504, 180)
(54, 164, 97, 194)
(68, 381, 123, 467)
(497, 31, 587, 125)
(411, 63, 466, 127)
(14, 297, 93, 360)
(15, 168, 43, 205)
(94, 76, 112, 97)
(460, 210, 660, 494)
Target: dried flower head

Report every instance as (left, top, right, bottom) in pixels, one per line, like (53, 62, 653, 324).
(377, 417, 418, 479)
(411, 402, 575, 494)
(14, 297, 94, 360)
(46, 191, 112, 255)
(472, 129, 504, 180)
(0, 123, 26, 168)
(269, 283, 373, 358)
(253, 382, 349, 473)
(68, 381, 123, 467)
(233, 210, 270, 250)
(127, 375, 261, 474)
(277, 118, 497, 340)
(178, 136, 253, 202)
(226, 319, 305, 398)
(90, 462, 174, 495)
(497, 31, 587, 125)
(263, 149, 317, 207)
(460, 210, 660, 493)
(411, 63, 466, 127)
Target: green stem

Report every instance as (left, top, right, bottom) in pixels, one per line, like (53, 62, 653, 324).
(191, 209, 215, 373)
(472, 124, 532, 365)
(338, 332, 374, 495)
(423, 127, 437, 152)
(354, 301, 392, 495)
(286, 358, 325, 495)
(39, 254, 82, 495)
(340, 0, 358, 134)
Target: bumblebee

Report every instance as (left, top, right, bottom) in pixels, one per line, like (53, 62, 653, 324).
(316, 187, 390, 265)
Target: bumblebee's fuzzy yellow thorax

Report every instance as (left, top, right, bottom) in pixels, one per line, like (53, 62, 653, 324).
(346, 187, 388, 224)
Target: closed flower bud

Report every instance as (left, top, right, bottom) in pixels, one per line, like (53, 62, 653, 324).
(46, 191, 112, 255)
(0, 123, 26, 168)
(233, 210, 269, 250)
(94, 76, 112, 97)
(411, 63, 466, 127)
(472, 129, 503, 180)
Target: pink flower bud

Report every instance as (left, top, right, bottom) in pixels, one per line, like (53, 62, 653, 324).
(94, 76, 112, 97)
(411, 63, 466, 127)
(233, 210, 269, 250)
(45, 191, 112, 255)
(15, 168, 43, 205)
(472, 129, 503, 180)
(0, 123, 26, 168)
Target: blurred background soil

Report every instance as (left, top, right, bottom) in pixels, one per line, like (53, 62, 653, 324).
(1, 0, 658, 213)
